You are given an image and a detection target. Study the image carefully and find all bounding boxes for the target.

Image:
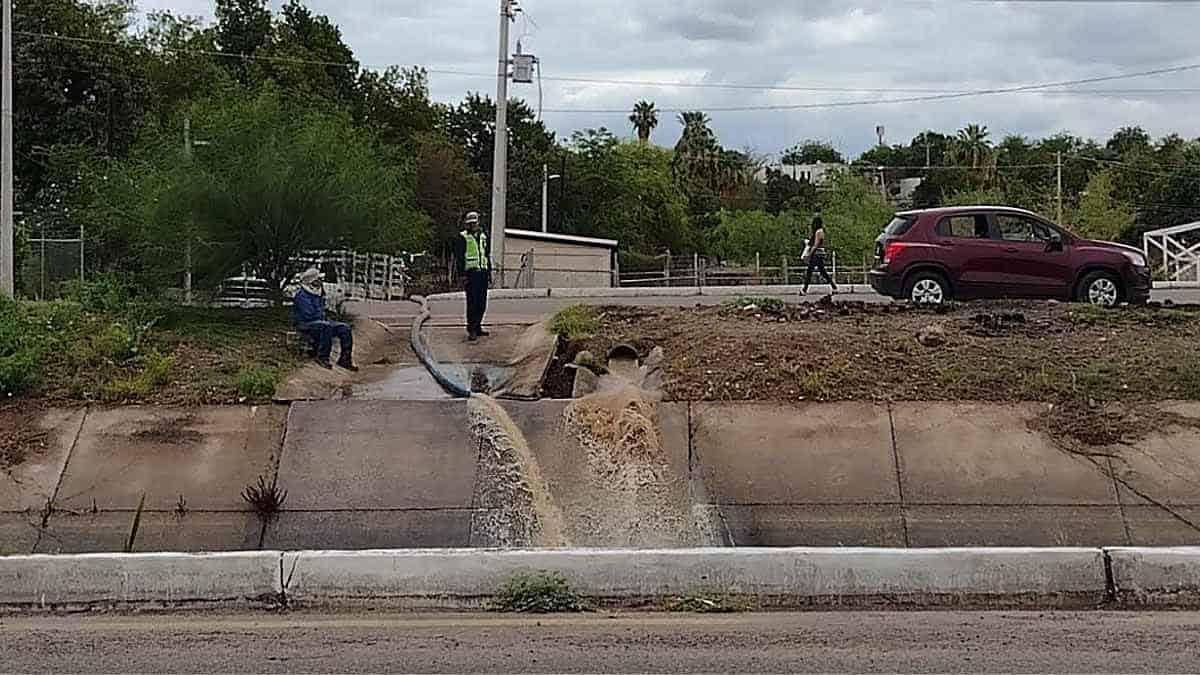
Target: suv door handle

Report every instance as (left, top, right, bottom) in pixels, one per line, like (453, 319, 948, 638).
(1004, 247, 1019, 253)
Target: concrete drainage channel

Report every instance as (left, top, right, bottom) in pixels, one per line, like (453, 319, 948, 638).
(3, 547, 1200, 610)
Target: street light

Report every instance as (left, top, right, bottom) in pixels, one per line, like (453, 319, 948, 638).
(541, 163, 561, 233)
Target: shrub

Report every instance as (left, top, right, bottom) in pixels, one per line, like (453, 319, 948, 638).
(236, 365, 279, 399)
(0, 350, 39, 396)
(549, 305, 600, 341)
(727, 296, 786, 315)
(140, 350, 174, 387)
(491, 571, 588, 613)
(93, 322, 135, 361)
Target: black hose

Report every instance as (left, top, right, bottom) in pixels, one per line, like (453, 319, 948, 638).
(409, 295, 471, 398)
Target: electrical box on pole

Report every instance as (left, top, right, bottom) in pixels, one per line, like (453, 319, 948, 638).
(512, 53, 536, 83)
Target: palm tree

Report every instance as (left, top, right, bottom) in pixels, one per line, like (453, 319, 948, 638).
(672, 111, 718, 186)
(952, 124, 993, 169)
(629, 100, 659, 143)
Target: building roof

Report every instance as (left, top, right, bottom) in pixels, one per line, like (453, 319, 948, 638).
(505, 228, 619, 249)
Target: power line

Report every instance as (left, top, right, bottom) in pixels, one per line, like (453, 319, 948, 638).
(17, 29, 1200, 102)
(542, 61, 1200, 112)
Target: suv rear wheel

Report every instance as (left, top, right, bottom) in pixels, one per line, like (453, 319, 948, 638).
(1078, 270, 1122, 307)
(904, 271, 950, 306)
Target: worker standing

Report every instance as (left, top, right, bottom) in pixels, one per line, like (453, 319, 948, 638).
(454, 211, 491, 342)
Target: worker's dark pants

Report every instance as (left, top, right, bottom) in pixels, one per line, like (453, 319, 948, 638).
(803, 252, 836, 291)
(465, 270, 490, 335)
(298, 320, 353, 362)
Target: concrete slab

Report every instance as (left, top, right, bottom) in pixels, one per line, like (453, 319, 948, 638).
(263, 509, 472, 550)
(500, 400, 690, 481)
(1122, 506, 1200, 546)
(0, 407, 84, 512)
(427, 325, 532, 365)
(497, 399, 698, 547)
(36, 512, 263, 554)
(692, 402, 897, 505)
(905, 506, 1128, 547)
(54, 406, 285, 512)
(720, 505, 906, 547)
(279, 400, 475, 510)
(1109, 403, 1200, 506)
(350, 365, 451, 400)
(893, 403, 1118, 506)
(0, 513, 41, 555)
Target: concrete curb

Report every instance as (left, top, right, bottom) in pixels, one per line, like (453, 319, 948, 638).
(8, 547, 1200, 609)
(425, 285, 861, 302)
(1108, 547, 1200, 604)
(0, 552, 280, 606)
(282, 548, 1105, 605)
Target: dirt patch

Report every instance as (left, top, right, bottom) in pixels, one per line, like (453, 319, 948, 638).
(581, 300, 1200, 403)
(130, 414, 203, 445)
(0, 404, 50, 473)
(1031, 401, 1200, 449)
(541, 338, 580, 399)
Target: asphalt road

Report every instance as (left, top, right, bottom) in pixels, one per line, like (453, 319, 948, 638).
(4, 610, 1200, 673)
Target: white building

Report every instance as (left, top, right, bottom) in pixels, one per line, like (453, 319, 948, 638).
(753, 161, 846, 187)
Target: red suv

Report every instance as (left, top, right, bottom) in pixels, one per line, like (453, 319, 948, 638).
(868, 206, 1152, 306)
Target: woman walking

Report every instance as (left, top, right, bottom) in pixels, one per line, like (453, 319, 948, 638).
(802, 215, 838, 295)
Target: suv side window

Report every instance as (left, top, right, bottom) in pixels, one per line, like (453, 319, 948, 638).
(995, 214, 1055, 243)
(937, 214, 990, 239)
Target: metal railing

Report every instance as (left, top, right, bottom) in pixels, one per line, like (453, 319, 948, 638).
(619, 252, 871, 288)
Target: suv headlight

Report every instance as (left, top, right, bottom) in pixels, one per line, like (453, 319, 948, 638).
(1121, 250, 1148, 267)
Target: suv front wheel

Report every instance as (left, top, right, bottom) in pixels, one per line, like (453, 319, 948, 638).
(904, 271, 950, 306)
(1078, 270, 1122, 307)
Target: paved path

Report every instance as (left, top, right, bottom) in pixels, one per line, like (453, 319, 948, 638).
(3, 611, 1197, 673)
(353, 288, 1200, 328)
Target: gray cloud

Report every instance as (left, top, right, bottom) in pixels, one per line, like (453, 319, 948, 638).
(132, 0, 1200, 156)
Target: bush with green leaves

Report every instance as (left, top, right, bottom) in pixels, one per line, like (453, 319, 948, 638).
(491, 571, 589, 613)
(549, 305, 600, 341)
(235, 365, 280, 399)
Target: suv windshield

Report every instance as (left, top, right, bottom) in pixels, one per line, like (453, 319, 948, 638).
(884, 215, 916, 236)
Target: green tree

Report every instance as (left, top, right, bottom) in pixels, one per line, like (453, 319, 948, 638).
(782, 140, 844, 165)
(1071, 170, 1135, 241)
(950, 124, 993, 169)
(98, 89, 428, 297)
(765, 168, 818, 214)
(819, 171, 894, 265)
(214, 0, 272, 83)
(629, 100, 659, 143)
(707, 210, 806, 263)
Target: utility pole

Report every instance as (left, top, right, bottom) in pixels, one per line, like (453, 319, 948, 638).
(183, 116, 193, 304)
(489, 0, 513, 287)
(1056, 150, 1063, 224)
(924, 134, 931, 168)
(1, 0, 14, 298)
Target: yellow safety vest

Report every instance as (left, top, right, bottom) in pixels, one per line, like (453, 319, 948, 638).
(462, 231, 489, 271)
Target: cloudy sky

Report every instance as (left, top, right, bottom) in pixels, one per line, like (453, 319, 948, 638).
(132, 0, 1200, 159)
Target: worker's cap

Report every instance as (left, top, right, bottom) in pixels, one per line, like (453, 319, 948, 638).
(465, 211, 481, 224)
(299, 268, 324, 284)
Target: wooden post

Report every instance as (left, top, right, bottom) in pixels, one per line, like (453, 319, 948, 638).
(693, 252, 701, 288)
(755, 252, 761, 281)
(782, 256, 789, 285)
(665, 250, 672, 286)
